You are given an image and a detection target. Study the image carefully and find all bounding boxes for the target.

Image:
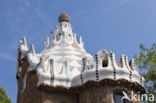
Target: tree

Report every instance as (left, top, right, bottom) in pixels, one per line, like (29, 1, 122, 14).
(135, 43, 156, 95)
(0, 86, 12, 103)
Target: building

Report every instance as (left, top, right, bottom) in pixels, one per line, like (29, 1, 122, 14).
(16, 13, 145, 103)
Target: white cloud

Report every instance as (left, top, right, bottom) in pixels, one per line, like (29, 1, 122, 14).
(71, 0, 134, 25)
(0, 52, 16, 62)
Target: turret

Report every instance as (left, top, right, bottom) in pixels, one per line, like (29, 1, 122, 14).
(16, 13, 145, 103)
(54, 13, 74, 45)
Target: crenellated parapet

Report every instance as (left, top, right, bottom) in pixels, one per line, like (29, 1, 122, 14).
(71, 50, 144, 88)
(16, 13, 144, 93)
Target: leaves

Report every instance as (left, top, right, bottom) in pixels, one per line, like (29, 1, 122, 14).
(135, 43, 156, 95)
(0, 86, 12, 103)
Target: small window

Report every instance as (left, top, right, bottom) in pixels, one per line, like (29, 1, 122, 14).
(114, 92, 126, 103)
(56, 33, 61, 41)
(102, 56, 108, 67)
(102, 60, 108, 67)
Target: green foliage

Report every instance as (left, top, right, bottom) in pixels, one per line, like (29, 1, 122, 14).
(135, 43, 156, 95)
(0, 86, 12, 103)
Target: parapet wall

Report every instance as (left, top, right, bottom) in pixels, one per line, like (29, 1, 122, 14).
(71, 50, 144, 88)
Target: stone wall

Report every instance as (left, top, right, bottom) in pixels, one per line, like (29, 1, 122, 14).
(79, 85, 114, 103)
(41, 90, 77, 103)
(17, 70, 42, 103)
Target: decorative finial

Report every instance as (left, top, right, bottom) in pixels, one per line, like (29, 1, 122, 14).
(30, 44, 35, 55)
(79, 36, 83, 45)
(58, 12, 70, 23)
(22, 36, 27, 48)
(44, 36, 49, 48)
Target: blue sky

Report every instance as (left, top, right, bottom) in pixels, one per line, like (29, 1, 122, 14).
(0, 0, 156, 102)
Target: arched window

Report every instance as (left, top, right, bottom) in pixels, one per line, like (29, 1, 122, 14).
(102, 56, 108, 67)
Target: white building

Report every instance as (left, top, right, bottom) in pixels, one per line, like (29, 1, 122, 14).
(16, 13, 145, 103)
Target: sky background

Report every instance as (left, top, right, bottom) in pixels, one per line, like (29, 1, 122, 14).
(0, 0, 156, 102)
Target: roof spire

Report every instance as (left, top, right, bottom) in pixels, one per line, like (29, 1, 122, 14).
(58, 12, 70, 23)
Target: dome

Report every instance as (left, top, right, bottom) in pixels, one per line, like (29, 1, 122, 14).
(58, 12, 70, 23)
